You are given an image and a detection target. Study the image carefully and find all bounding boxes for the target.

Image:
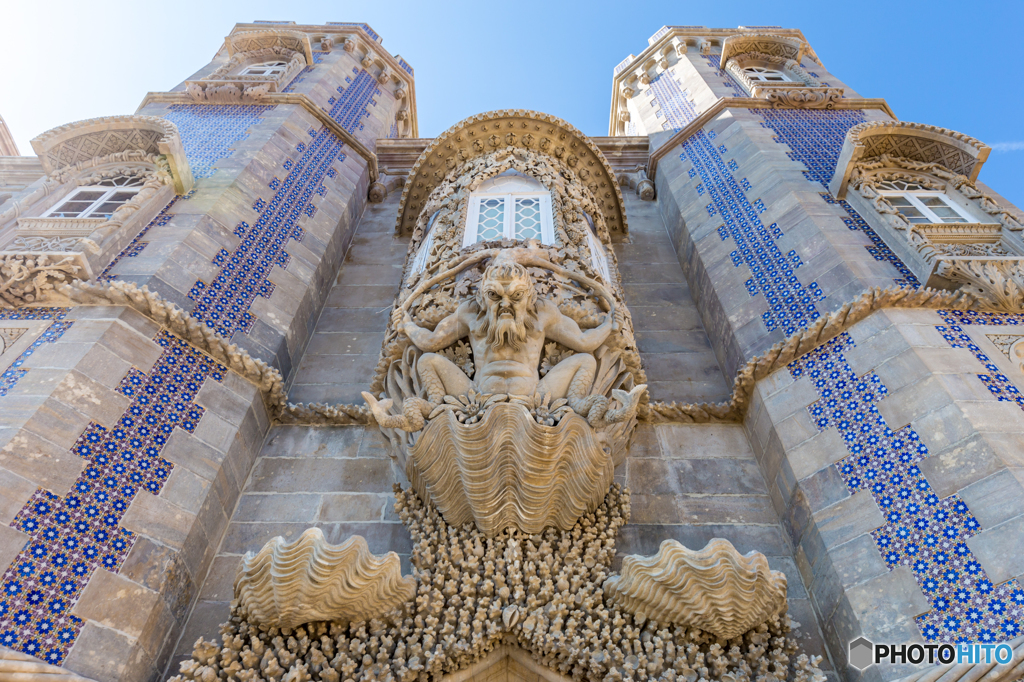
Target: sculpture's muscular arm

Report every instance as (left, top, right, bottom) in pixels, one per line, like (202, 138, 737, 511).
(540, 299, 613, 353)
(400, 302, 471, 352)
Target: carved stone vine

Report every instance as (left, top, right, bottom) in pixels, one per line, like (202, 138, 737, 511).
(0, 253, 84, 307)
(763, 89, 843, 109)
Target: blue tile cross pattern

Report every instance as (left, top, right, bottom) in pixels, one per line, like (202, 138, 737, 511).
(648, 70, 697, 131)
(790, 333, 1024, 643)
(187, 69, 379, 337)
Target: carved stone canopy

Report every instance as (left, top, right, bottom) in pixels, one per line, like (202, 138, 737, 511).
(829, 121, 991, 199)
(29, 115, 194, 195)
(720, 33, 806, 67)
(224, 29, 314, 66)
(396, 110, 628, 237)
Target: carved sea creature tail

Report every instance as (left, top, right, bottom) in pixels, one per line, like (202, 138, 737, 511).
(361, 392, 431, 432)
(588, 384, 646, 427)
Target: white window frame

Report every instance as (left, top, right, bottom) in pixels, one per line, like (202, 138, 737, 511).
(743, 66, 791, 82)
(42, 184, 142, 219)
(877, 188, 979, 224)
(239, 61, 290, 78)
(463, 192, 555, 247)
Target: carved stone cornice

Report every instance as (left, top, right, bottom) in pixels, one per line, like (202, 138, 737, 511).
(29, 115, 193, 194)
(830, 121, 991, 198)
(137, 91, 379, 181)
(395, 109, 628, 236)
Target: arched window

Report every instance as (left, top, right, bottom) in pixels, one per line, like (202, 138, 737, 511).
(742, 66, 791, 83)
(239, 61, 290, 78)
(876, 179, 978, 224)
(583, 212, 611, 282)
(409, 211, 440, 275)
(43, 174, 145, 219)
(463, 171, 555, 247)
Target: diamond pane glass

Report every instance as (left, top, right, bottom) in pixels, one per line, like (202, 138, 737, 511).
(476, 198, 505, 242)
(513, 197, 542, 241)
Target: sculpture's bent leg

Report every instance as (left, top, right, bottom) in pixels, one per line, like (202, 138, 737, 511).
(538, 352, 608, 419)
(417, 352, 474, 403)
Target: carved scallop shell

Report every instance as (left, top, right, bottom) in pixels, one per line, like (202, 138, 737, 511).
(234, 528, 416, 628)
(604, 538, 788, 640)
(407, 402, 614, 537)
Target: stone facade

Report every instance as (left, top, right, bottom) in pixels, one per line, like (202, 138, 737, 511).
(0, 21, 1020, 682)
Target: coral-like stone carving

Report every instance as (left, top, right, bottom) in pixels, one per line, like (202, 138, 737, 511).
(0, 646, 97, 680)
(172, 486, 827, 682)
(234, 528, 415, 629)
(405, 403, 614, 536)
(605, 538, 788, 640)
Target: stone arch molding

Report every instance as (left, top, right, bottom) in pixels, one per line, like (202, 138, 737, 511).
(720, 33, 808, 65)
(396, 109, 629, 238)
(830, 120, 992, 199)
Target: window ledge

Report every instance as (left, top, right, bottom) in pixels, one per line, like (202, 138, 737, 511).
(15, 216, 106, 236)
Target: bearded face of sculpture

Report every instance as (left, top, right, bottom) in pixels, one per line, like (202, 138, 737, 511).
(477, 262, 537, 352)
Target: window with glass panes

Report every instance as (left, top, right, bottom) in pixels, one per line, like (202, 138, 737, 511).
(239, 61, 290, 78)
(43, 175, 145, 219)
(876, 180, 978, 224)
(743, 66, 791, 82)
(463, 173, 555, 247)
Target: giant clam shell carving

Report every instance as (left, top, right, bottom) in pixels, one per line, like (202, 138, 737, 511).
(604, 538, 788, 640)
(407, 402, 614, 537)
(234, 528, 415, 628)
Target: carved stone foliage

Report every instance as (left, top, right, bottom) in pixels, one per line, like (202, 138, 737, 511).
(605, 539, 789, 640)
(29, 115, 193, 194)
(831, 121, 991, 198)
(0, 253, 87, 307)
(234, 528, 415, 629)
(396, 110, 628, 237)
(763, 88, 843, 109)
(172, 486, 827, 682)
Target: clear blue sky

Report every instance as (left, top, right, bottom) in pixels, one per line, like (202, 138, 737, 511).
(2, 0, 1021, 205)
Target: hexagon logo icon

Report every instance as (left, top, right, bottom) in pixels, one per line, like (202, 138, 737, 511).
(849, 636, 874, 670)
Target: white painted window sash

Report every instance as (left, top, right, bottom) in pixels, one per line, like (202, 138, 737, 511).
(43, 186, 141, 219)
(879, 191, 976, 223)
(464, 192, 554, 247)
